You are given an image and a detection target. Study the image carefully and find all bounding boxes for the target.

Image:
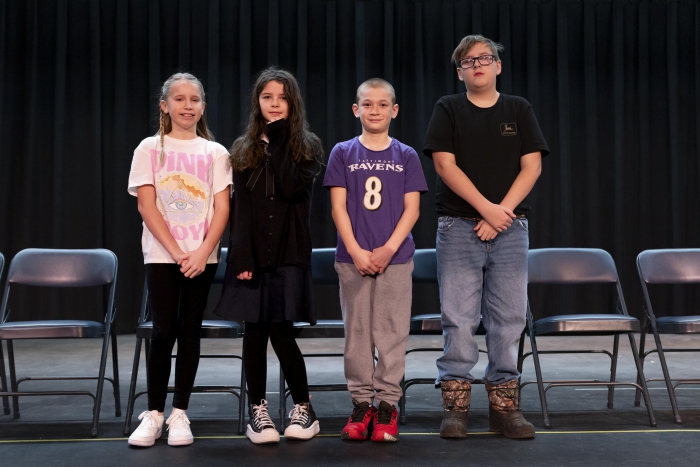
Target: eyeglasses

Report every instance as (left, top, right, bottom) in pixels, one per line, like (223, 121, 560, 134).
(459, 55, 496, 69)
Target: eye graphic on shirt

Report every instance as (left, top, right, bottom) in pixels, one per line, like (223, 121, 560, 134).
(168, 199, 195, 210)
(363, 176, 383, 211)
(156, 173, 208, 226)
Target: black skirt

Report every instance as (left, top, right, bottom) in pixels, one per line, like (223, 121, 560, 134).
(214, 265, 315, 325)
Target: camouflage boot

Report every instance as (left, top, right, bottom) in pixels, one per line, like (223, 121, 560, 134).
(485, 380, 535, 439)
(439, 380, 471, 438)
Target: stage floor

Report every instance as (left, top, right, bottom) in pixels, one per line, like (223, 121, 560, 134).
(1, 334, 699, 466)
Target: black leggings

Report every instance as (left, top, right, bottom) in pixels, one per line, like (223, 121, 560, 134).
(243, 321, 309, 406)
(145, 263, 218, 412)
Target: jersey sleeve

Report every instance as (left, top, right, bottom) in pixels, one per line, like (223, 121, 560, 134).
(212, 144, 233, 194)
(322, 144, 347, 189)
(403, 147, 429, 194)
(127, 140, 155, 197)
(518, 101, 550, 158)
(423, 98, 455, 158)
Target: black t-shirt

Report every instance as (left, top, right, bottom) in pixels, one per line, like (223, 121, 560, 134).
(423, 93, 550, 218)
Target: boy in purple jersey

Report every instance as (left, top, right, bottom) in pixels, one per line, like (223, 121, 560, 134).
(324, 79, 428, 442)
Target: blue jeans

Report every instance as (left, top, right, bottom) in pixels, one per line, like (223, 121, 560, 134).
(435, 216, 529, 385)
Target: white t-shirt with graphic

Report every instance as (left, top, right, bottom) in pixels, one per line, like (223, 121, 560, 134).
(128, 135, 232, 264)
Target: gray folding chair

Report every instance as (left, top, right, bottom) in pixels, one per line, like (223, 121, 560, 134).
(0, 251, 7, 415)
(279, 248, 346, 432)
(0, 248, 120, 437)
(123, 247, 246, 436)
(634, 249, 700, 424)
(399, 248, 487, 424)
(520, 248, 656, 428)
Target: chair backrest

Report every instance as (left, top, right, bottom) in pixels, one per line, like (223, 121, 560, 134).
(637, 249, 700, 284)
(311, 248, 338, 286)
(6, 248, 117, 287)
(0, 252, 4, 283)
(213, 247, 228, 285)
(412, 248, 437, 284)
(528, 248, 619, 284)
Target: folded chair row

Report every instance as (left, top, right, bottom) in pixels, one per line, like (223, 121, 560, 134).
(0, 247, 698, 437)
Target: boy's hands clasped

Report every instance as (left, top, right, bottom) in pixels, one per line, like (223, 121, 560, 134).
(351, 244, 397, 276)
(474, 203, 516, 241)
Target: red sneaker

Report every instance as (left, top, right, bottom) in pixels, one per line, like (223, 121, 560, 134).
(371, 401, 399, 442)
(341, 400, 377, 440)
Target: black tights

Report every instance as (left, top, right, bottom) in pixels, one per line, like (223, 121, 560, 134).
(243, 321, 309, 406)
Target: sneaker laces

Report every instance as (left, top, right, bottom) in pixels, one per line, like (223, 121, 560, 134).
(349, 401, 371, 422)
(165, 411, 190, 431)
(136, 410, 159, 429)
(251, 400, 275, 430)
(376, 405, 394, 425)
(288, 403, 310, 426)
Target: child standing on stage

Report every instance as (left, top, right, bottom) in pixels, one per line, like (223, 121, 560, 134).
(324, 79, 428, 442)
(127, 73, 232, 447)
(214, 68, 323, 444)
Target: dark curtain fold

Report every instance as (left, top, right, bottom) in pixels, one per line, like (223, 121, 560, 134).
(0, 0, 699, 333)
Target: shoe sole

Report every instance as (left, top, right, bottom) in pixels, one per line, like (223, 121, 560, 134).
(168, 436, 194, 446)
(246, 425, 281, 444)
(284, 420, 320, 440)
(128, 429, 162, 447)
(340, 430, 370, 440)
(372, 432, 399, 442)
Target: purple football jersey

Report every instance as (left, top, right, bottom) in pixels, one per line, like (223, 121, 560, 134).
(323, 137, 428, 264)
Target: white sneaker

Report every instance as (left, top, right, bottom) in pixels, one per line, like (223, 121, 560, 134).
(246, 399, 280, 444)
(284, 402, 320, 440)
(128, 410, 164, 447)
(166, 409, 194, 446)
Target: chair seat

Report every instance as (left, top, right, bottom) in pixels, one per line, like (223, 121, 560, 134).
(533, 314, 640, 335)
(0, 320, 104, 339)
(410, 314, 442, 334)
(294, 320, 345, 338)
(136, 320, 242, 339)
(656, 315, 700, 334)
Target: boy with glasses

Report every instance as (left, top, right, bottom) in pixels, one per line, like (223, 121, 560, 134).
(423, 35, 550, 439)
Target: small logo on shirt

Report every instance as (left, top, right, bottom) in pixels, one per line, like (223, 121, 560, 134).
(501, 123, 517, 136)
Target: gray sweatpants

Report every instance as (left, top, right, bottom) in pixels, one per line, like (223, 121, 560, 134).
(335, 260, 414, 406)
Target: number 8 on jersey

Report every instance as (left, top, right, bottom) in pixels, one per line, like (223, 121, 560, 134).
(363, 176, 383, 210)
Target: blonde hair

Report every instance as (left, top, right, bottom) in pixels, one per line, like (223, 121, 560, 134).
(356, 78, 396, 105)
(157, 73, 214, 163)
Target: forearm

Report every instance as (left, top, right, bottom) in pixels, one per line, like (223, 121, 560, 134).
(331, 205, 363, 255)
(384, 193, 420, 252)
(200, 191, 230, 255)
(500, 154, 542, 211)
(433, 154, 491, 215)
(137, 187, 182, 260)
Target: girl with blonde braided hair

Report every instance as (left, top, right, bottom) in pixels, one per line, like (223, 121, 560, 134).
(127, 72, 232, 447)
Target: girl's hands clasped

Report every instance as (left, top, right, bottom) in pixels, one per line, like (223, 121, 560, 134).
(178, 247, 209, 278)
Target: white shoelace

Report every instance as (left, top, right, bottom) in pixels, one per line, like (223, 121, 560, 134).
(288, 404, 309, 426)
(252, 400, 275, 430)
(137, 410, 159, 429)
(165, 411, 190, 431)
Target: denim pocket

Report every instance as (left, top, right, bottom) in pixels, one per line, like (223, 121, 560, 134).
(516, 218, 529, 232)
(437, 216, 455, 232)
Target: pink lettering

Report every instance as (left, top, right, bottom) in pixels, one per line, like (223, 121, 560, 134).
(167, 152, 176, 171)
(171, 225, 188, 240)
(177, 152, 196, 175)
(188, 222, 205, 240)
(150, 149, 166, 174)
(197, 153, 213, 183)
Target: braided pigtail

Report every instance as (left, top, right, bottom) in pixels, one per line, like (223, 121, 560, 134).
(159, 110, 166, 164)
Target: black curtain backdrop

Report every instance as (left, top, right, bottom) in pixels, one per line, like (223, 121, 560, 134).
(1, 0, 699, 333)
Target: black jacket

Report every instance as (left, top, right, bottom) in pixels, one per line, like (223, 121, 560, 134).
(225, 119, 321, 275)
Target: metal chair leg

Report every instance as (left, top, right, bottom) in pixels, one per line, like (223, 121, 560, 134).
(279, 368, 286, 433)
(529, 332, 550, 428)
(124, 335, 143, 436)
(627, 333, 656, 427)
(91, 321, 112, 437)
(111, 325, 121, 417)
(607, 334, 619, 409)
(399, 376, 406, 425)
(635, 316, 648, 407)
(650, 321, 681, 424)
(238, 361, 247, 435)
(7, 340, 20, 419)
(0, 340, 9, 415)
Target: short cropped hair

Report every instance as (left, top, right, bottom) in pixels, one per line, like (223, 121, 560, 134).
(356, 78, 396, 105)
(451, 34, 504, 67)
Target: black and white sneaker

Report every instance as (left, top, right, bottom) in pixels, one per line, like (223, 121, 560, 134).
(247, 399, 280, 444)
(283, 402, 320, 440)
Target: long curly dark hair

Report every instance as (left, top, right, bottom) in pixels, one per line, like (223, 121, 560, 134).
(230, 68, 323, 171)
